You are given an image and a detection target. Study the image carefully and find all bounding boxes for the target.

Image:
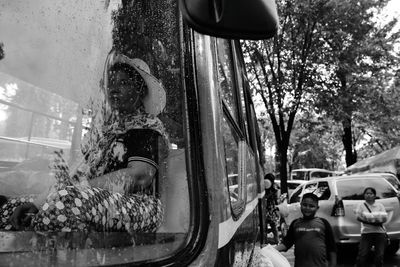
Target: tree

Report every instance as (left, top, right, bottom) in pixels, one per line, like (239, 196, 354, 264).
(243, 0, 400, 194)
(355, 73, 400, 158)
(312, 0, 399, 166)
(290, 110, 343, 171)
(242, 0, 333, 193)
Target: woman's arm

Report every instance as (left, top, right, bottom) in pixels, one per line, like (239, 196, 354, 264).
(88, 161, 156, 194)
(356, 216, 384, 226)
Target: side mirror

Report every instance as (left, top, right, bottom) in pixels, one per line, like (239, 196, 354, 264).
(179, 0, 278, 40)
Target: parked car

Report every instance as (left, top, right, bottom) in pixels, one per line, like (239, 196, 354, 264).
(280, 174, 400, 256)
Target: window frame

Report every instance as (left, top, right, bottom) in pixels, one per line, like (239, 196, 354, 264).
(215, 38, 258, 219)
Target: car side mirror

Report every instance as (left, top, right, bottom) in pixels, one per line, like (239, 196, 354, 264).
(179, 0, 278, 40)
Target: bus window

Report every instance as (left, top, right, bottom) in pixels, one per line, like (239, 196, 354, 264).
(0, 1, 190, 265)
(221, 115, 241, 205)
(216, 38, 250, 216)
(232, 44, 250, 143)
(216, 39, 240, 123)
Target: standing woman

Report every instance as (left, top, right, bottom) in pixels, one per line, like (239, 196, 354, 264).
(264, 173, 280, 244)
(355, 187, 388, 267)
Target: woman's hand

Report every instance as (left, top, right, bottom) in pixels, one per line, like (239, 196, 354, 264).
(9, 202, 39, 230)
(88, 160, 156, 194)
(126, 161, 156, 193)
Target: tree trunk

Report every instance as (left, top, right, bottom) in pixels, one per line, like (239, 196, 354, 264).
(342, 118, 357, 167)
(277, 142, 289, 195)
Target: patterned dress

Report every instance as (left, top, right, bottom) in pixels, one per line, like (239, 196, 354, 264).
(0, 114, 168, 233)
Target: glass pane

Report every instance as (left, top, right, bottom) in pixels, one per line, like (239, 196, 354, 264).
(245, 146, 257, 203)
(311, 171, 332, 179)
(382, 174, 400, 191)
(289, 187, 302, 204)
(291, 170, 308, 180)
(304, 183, 318, 194)
(216, 39, 239, 122)
(0, 0, 189, 265)
(337, 178, 397, 200)
(315, 181, 331, 200)
(232, 45, 249, 141)
(222, 116, 241, 204)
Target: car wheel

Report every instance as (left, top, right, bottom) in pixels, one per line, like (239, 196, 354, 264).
(279, 219, 288, 238)
(385, 240, 400, 256)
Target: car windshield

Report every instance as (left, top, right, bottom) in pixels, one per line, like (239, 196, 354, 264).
(337, 178, 397, 200)
(288, 182, 302, 190)
(0, 0, 189, 265)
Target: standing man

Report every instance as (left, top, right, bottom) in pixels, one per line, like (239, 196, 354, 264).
(275, 193, 337, 267)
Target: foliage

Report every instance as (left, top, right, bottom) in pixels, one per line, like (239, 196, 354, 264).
(242, 0, 400, 192)
(289, 110, 343, 171)
(242, 0, 334, 192)
(311, 0, 400, 166)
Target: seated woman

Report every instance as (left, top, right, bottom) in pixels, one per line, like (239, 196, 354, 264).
(0, 50, 169, 233)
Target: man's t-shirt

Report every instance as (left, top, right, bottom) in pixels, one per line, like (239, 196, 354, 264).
(282, 217, 336, 267)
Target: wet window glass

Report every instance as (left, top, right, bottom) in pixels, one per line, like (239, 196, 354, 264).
(0, 0, 189, 265)
(337, 178, 397, 200)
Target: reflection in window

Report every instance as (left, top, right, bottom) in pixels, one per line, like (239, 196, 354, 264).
(245, 147, 257, 203)
(222, 115, 240, 204)
(216, 39, 239, 122)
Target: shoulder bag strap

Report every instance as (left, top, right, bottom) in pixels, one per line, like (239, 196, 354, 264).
(364, 202, 386, 233)
(364, 202, 372, 213)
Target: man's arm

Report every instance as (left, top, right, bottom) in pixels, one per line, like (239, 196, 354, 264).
(275, 219, 296, 252)
(321, 217, 337, 267)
